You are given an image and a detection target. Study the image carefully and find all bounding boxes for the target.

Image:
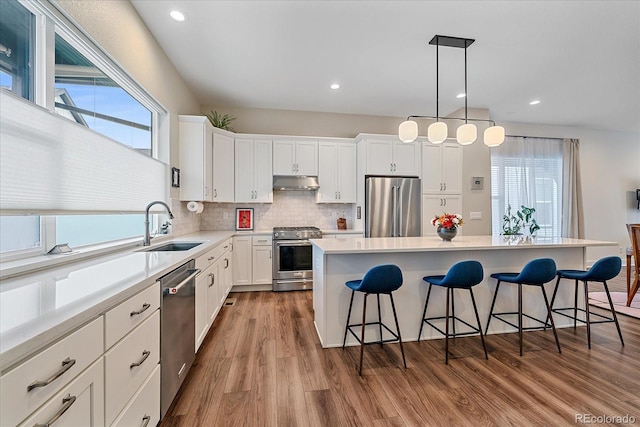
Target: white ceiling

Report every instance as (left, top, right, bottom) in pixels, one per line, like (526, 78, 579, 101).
(131, 0, 640, 133)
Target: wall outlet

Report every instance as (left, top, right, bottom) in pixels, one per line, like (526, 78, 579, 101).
(470, 212, 482, 220)
(223, 212, 228, 219)
(260, 212, 265, 219)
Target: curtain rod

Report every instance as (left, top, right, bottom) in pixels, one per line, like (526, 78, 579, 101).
(505, 134, 567, 140)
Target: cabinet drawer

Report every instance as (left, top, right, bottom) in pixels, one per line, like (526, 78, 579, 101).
(105, 283, 160, 349)
(18, 358, 105, 427)
(0, 317, 104, 427)
(196, 239, 232, 270)
(252, 235, 272, 246)
(104, 310, 159, 426)
(111, 365, 160, 427)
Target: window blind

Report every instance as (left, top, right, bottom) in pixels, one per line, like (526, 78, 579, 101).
(0, 93, 167, 214)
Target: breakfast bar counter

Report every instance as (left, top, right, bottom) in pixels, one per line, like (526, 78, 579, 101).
(310, 235, 617, 348)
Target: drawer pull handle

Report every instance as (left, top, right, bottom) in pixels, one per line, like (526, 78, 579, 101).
(130, 350, 151, 369)
(130, 303, 151, 317)
(208, 256, 215, 261)
(34, 394, 76, 427)
(141, 415, 151, 427)
(27, 358, 76, 392)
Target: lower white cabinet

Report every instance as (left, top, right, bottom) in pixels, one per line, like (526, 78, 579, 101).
(233, 235, 272, 287)
(111, 365, 160, 427)
(18, 358, 105, 427)
(104, 310, 160, 426)
(0, 317, 104, 427)
(252, 236, 272, 285)
(422, 195, 463, 237)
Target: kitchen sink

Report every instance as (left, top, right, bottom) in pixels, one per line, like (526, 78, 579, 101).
(144, 242, 203, 252)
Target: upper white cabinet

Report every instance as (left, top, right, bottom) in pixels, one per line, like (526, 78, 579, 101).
(317, 141, 356, 203)
(235, 138, 273, 203)
(422, 142, 462, 194)
(212, 132, 235, 202)
(179, 116, 213, 201)
(273, 140, 318, 176)
(358, 135, 421, 176)
(179, 115, 235, 202)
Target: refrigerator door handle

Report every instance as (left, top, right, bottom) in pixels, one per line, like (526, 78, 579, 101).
(391, 185, 398, 237)
(397, 185, 404, 237)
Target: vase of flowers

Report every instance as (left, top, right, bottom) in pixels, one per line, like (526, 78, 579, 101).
(431, 213, 463, 241)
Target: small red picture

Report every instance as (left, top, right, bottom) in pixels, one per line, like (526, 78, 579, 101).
(236, 208, 254, 230)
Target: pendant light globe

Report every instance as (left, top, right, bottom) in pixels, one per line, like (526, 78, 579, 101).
(428, 121, 447, 144)
(457, 123, 477, 145)
(398, 120, 419, 143)
(484, 125, 505, 147)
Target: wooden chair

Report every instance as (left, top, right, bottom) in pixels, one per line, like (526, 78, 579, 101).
(626, 224, 640, 297)
(627, 224, 640, 307)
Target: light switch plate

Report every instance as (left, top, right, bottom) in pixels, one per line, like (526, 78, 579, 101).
(470, 212, 482, 220)
(471, 177, 484, 190)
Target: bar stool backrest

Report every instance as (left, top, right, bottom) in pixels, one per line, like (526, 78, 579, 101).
(517, 258, 557, 284)
(584, 256, 622, 281)
(439, 260, 484, 288)
(358, 264, 403, 293)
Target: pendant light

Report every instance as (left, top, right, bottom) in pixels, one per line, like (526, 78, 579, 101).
(398, 35, 505, 147)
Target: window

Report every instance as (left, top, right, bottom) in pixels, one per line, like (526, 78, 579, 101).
(0, 0, 34, 100)
(0, 0, 168, 261)
(491, 136, 563, 238)
(54, 34, 153, 155)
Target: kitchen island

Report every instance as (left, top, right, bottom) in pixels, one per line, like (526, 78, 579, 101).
(310, 235, 617, 348)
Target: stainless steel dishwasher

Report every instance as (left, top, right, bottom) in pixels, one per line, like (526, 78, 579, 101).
(159, 259, 199, 418)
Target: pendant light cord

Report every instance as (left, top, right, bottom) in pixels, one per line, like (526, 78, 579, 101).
(435, 38, 439, 122)
(464, 44, 468, 124)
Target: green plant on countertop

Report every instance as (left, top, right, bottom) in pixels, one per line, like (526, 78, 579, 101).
(204, 110, 236, 132)
(502, 204, 540, 236)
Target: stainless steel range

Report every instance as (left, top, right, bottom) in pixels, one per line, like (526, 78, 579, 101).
(272, 226, 322, 291)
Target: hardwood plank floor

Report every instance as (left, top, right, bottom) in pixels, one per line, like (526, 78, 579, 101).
(161, 274, 640, 426)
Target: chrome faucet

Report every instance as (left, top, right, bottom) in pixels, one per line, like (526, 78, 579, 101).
(143, 201, 174, 246)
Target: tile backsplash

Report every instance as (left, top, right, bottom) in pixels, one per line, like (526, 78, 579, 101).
(172, 191, 355, 233)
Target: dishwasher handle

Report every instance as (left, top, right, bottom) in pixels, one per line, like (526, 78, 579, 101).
(165, 269, 200, 295)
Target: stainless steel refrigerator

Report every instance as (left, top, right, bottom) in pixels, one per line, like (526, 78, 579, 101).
(365, 176, 421, 237)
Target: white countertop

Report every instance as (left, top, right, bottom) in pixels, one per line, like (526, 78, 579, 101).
(0, 231, 234, 372)
(310, 235, 617, 254)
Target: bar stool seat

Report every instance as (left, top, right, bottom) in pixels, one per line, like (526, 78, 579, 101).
(550, 256, 624, 348)
(485, 258, 561, 356)
(342, 264, 407, 375)
(419, 260, 488, 364)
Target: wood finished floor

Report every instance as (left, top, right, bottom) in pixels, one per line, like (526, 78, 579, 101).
(160, 274, 640, 426)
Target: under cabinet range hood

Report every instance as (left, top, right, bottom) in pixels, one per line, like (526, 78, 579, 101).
(273, 175, 320, 191)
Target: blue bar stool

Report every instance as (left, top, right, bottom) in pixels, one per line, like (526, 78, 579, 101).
(342, 264, 407, 375)
(485, 258, 561, 356)
(418, 260, 488, 364)
(550, 256, 624, 348)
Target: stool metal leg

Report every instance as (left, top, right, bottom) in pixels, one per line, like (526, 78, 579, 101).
(547, 276, 562, 330)
(389, 293, 407, 369)
(541, 285, 562, 354)
(573, 279, 579, 329)
(518, 283, 523, 356)
(602, 280, 624, 346)
(343, 290, 355, 348)
(418, 283, 433, 342)
(445, 287, 451, 364)
(451, 290, 457, 336)
(377, 294, 383, 346)
(359, 293, 368, 376)
(485, 280, 502, 335)
(469, 288, 489, 360)
(583, 280, 591, 348)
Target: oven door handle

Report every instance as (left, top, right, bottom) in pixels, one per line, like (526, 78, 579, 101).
(273, 241, 312, 247)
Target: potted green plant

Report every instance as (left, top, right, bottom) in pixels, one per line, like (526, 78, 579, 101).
(502, 204, 540, 236)
(204, 110, 236, 132)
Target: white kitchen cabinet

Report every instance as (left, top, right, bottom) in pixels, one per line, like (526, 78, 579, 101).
(317, 141, 356, 203)
(422, 142, 462, 194)
(179, 115, 213, 202)
(220, 251, 233, 301)
(358, 135, 421, 176)
(18, 358, 105, 427)
(0, 317, 104, 427)
(111, 365, 160, 427)
(252, 245, 272, 285)
(212, 132, 235, 202)
(422, 194, 462, 237)
(273, 140, 318, 176)
(232, 236, 252, 286)
(235, 138, 273, 203)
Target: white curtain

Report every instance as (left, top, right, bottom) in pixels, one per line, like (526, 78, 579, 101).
(561, 138, 584, 238)
(491, 136, 563, 237)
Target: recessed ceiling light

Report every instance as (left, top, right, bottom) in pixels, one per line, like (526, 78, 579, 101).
(170, 10, 186, 22)
(529, 100, 541, 105)
(456, 93, 466, 99)
(330, 83, 340, 90)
